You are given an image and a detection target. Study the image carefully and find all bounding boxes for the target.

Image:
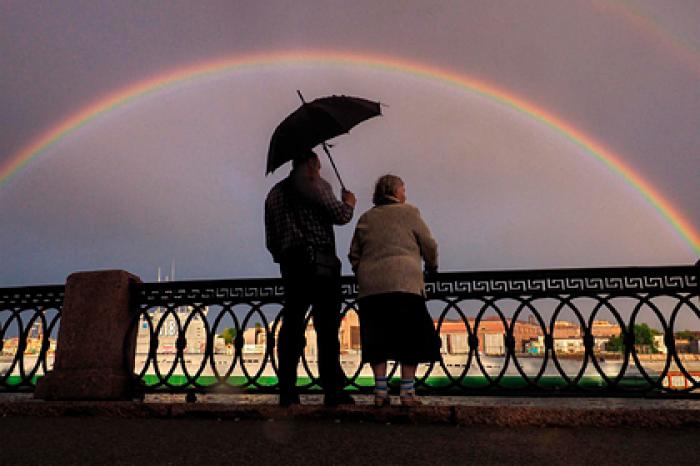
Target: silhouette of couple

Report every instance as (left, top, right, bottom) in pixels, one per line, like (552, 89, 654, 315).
(265, 150, 440, 407)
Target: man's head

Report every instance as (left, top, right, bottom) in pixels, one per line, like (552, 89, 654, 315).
(292, 149, 321, 179)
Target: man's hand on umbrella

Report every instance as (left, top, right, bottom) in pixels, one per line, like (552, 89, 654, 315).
(341, 189, 356, 208)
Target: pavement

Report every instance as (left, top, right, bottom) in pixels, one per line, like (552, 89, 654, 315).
(2, 394, 700, 465)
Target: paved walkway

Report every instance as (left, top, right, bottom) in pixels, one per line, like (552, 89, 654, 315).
(3, 393, 700, 426)
(2, 416, 700, 465)
(0, 417, 700, 466)
(2, 395, 700, 465)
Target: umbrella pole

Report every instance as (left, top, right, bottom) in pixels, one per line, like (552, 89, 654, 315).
(321, 143, 346, 191)
(296, 91, 346, 190)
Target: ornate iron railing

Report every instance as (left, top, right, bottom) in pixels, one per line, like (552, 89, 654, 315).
(0, 285, 63, 391)
(130, 265, 700, 398)
(2, 265, 699, 397)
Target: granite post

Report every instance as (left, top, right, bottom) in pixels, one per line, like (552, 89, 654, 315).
(35, 270, 142, 400)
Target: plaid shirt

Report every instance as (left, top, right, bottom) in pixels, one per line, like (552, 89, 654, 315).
(265, 176, 354, 263)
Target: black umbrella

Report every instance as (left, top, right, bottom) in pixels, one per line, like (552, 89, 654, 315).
(266, 91, 381, 189)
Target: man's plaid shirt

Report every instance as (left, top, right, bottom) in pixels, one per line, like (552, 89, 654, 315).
(265, 176, 354, 263)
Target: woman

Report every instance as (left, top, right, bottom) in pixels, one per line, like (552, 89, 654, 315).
(348, 174, 440, 407)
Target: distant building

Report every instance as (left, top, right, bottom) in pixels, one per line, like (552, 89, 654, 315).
(654, 335, 667, 354)
(339, 311, 361, 354)
(674, 338, 697, 354)
(133, 305, 623, 359)
(483, 333, 505, 355)
(1, 337, 20, 356)
(242, 325, 266, 353)
(0, 322, 56, 356)
(526, 336, 545, 355)
(439, 322, 469, 354)
(136, 306, 208, 354)
(591, 320, 621, 338)
(213, 335, 227, 354)
(553, 321, 581, 339)
(438, 317, 620, 356)
(232, 310, 361, 357)
(304, 310, 361, 356)
(672, 331, 700, 354)
(438, 316, 543, 356)
(553, 337, 584, 354)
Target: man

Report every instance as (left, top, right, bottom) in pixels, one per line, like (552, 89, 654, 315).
(265, 149, 357, 406)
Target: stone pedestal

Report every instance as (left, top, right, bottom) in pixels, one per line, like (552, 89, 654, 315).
(35, 270, 142, 400)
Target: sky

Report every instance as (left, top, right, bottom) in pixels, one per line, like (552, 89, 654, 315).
(1, 0, 699, 289)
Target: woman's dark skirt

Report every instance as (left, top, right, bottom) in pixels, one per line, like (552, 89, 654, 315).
(357, 292, 441, 365)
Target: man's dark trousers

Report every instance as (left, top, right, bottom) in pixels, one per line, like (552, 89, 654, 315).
(277, 260, 346, 399)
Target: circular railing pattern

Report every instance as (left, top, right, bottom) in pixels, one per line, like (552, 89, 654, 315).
(0, 285, 63, 391)
(128, 265, 700, 397)
(2, 267, 697, 396)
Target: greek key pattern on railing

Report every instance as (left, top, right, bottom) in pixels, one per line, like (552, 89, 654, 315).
(136, 266, 698, 304)
(3, 265, 699, 395)
(0, 285, 65, 307)
(128, 264, 700, 397)
(138, 279, 285, 305)
(424, 267, 698, 297)
(0, 286, 63, 391)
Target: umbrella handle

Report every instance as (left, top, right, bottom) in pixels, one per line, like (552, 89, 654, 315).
(322, 143, 346, 191)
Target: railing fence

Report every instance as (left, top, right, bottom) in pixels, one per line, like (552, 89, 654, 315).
(2, 266, 699, 398)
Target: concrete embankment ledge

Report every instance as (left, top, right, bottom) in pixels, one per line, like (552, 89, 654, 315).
(2, 396, 700, 427)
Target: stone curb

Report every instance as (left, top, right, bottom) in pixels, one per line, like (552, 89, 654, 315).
(2, 402, 700, 427)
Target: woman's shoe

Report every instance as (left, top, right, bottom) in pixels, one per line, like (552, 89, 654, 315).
(374, 394, 390, 408)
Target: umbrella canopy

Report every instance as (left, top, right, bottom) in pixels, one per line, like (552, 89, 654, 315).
(266, 94, 381, 176)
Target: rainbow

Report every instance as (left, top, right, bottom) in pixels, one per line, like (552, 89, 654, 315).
(2, 49, 699, 254)
(592, 0, 700, 76)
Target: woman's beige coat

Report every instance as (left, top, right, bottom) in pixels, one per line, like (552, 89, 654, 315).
(349, 202, 438, 299)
